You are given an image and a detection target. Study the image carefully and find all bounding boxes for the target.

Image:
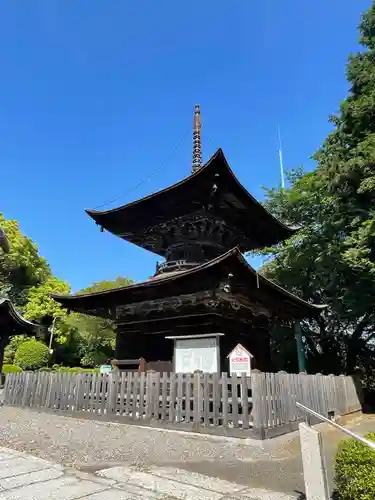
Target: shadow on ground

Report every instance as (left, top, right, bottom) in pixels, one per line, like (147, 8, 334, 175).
(155, 457, 305, 495)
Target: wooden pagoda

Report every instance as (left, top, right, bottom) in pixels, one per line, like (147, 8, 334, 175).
(52, 105, 325, 372)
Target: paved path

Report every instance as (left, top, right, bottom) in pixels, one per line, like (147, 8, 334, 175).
(0, 446, 297, 499)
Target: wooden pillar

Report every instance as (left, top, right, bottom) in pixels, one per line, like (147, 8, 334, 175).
(254, 328, 273, 372)
(294, 320, 306, 373)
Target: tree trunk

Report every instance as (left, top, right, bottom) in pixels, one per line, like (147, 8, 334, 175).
(345, 316, 370, 374)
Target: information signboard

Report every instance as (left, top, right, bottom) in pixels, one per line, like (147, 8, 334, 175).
(174, 336, 219, 373)
(228, 343, 253, 376)
(100, 364, 112, 374)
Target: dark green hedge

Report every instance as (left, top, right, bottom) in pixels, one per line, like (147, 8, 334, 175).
(2, 364, 22, 374)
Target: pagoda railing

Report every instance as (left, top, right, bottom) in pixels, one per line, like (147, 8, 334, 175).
(155, 259, 200, 275)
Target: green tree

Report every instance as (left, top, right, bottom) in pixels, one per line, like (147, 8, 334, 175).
(257, 3, 375, 375)
(14, 338, 50, 370)
(0, 214, 51, 307)
(77, 276, 133, 295)
(60, 276, 133, 367)
(24, 276, 70, 344)
(4, 335, 27, 364)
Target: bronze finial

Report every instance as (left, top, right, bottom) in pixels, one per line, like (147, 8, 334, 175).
(192, 104, 202, 173)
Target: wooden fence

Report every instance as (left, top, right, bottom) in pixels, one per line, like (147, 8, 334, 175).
(3, 370, 362, 439)
(251, 371, 361, 437)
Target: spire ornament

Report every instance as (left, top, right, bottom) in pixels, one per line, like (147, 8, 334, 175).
(192, 104, 202, 173)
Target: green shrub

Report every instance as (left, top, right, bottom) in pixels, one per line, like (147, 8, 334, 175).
(56, 366, 73, 373)
(55, 366, 99, 374)
(2, 364, 22, 374)
(38, 367, 52, 372)
(14, 339, 50, 371)
(334, 432, 375, 499)
(56, 367, 83, 373)
(82, 368, 100, 374)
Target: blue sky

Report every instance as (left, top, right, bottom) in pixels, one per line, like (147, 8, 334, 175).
(0, 0, 371, 291)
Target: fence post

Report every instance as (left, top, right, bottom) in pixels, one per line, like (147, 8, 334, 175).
(193, 370, 203, 426)
(251, 370, 265, 439)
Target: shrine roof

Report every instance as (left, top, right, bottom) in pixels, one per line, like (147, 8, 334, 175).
(51, 248, 326, 320)
(86, 149, 296, 256)
(0, 299, 41, 336)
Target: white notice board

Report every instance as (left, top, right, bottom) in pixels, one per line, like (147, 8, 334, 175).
(228, 343, 253, 376)
(174, 337, 219, 373)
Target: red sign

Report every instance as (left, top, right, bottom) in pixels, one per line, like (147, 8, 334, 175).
(232, 356, 249, 363)
(228, 343, 252, 376)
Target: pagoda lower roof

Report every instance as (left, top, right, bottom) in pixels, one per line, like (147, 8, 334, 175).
(51, 248, 326, 320)
(0, 299, 41, 336)
(86, 149, 296, 256)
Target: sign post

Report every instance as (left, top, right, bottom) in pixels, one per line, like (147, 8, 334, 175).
(228, 343, 253, 377)
(100, 364, 112, 375)
(227, 344, 253, 402)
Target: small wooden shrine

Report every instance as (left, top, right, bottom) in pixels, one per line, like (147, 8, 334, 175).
(52, 106, 325, 372)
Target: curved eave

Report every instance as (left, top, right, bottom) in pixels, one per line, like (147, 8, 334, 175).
(0, 227, 10, 253)
(86, 149, 296, 247)
(250, 267, 327, 317)
(0, 299, 41, 332)
(51, 247, 326, 318)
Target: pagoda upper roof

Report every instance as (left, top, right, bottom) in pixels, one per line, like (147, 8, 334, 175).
(86, 149, 296, 256)
(0, 299, 41, 336)
(51, 247, 326, 320)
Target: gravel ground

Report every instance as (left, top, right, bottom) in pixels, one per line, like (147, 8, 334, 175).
(0, 406, 304, 494)
(0, 407, 273, 469)
(0, 406, 373, 496)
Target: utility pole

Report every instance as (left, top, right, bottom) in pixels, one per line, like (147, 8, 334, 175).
(278, 125, 285, 189)
(48, 317, 58, 355)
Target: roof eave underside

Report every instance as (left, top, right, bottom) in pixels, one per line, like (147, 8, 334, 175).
(51, 248, 326, 319)
(0, 299, 41, 332)
(85, 149, 296, 247)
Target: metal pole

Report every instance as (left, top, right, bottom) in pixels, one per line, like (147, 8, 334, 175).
(294, 320, 306, 373)
(48, 317, 58, 355)
(296, 402, 375, 450)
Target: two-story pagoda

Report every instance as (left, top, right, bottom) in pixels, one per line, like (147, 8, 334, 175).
(52, 106, 325, 372)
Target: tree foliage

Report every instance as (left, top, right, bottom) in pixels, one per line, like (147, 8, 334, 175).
(61, 276, 133, 367)
(4, 335, 28, 365)
(0, 214, 51, 307)
(14, 338, 50, 370)
(24, 276, 70, 344)
(0, 213, 133, 368)
(77, 277, 133, 295)
(334, 433, 375, 499)
(258, 3, 375, 375)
